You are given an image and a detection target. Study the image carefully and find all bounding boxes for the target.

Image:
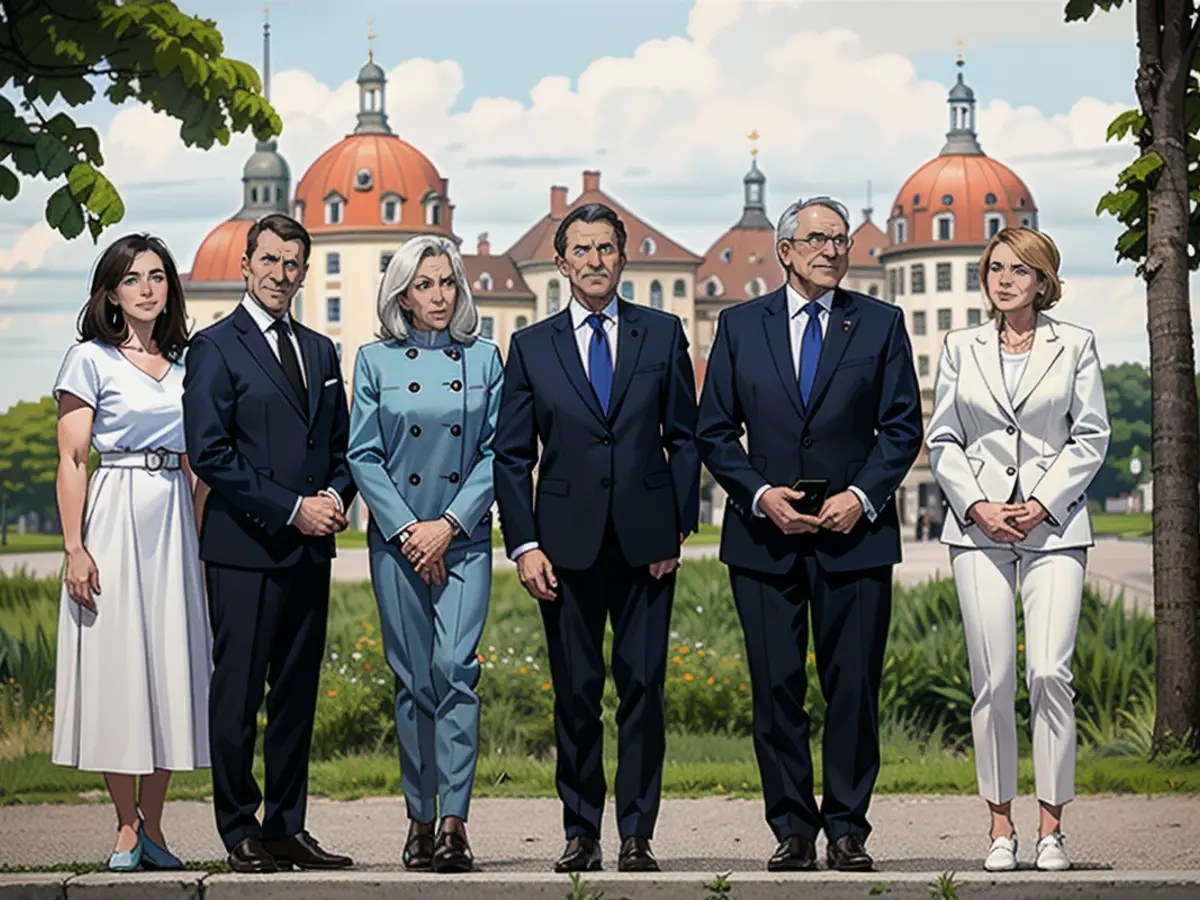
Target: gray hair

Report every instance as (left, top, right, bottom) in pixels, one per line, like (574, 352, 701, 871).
(775, 196, 852, 245)
(377, 235, 480, 344)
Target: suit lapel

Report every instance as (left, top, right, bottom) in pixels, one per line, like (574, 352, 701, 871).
(761, 288, 805, 419)
(549, 311, 607, 426)
(1010, 313, 1064, 411)
(970, 325, 1017, 424)
(605, 300, 646, 422)
(233, 305, 307, 421)
(801, 288, 858, 418)
(297, 324, 322, 422)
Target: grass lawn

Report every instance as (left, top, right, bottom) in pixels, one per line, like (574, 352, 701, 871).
(1091, 512, 1152, 538)
(0, 534, 64, 555)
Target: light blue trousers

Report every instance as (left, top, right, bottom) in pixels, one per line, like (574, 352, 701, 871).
(369, 539, 490, 822)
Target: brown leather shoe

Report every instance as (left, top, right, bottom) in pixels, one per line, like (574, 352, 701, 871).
(618, 836, 659, 872)
(767, 835, 817, 872)
(261, 831, 353, 870)
(227, 837, 279, 874)
(402, 823, 435, 870)
(432, 829, 474, 873)
(554, 836, 602, 872)
(826, 833, 873, 872)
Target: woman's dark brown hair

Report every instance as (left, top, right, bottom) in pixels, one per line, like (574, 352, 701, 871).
(77, 234, 190, 362)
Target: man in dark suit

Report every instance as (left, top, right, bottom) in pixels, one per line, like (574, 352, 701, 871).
(696, 197, 922, 873)
(182, 214, 357, 874)
(494, 203, 700, 873)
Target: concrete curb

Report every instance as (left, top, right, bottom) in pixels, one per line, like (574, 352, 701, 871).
(5, 870, 1200, 900)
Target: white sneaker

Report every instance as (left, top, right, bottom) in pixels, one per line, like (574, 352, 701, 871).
(1035, 831, 1071, 871)
(984, 834, 1018, 872)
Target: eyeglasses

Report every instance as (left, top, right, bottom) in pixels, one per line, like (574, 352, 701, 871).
(789, 232, 853, 253)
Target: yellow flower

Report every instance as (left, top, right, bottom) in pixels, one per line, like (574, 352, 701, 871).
(722, 656, 729, 664)
(683, 673, 694, 681)
(716, 783, 725, 792)
(519, 667, 527, 675)
(363, 621, 375, 635)
(723, 677, 731, 685)
(671, 655, 683, 664)
(491, 654, 498, 661)
(808, 653, 816, 663)
(1018, 643, 1025, 652)
(351, 777, 357, 784)
(706, 676, 715, 686)
(698, 649, 706, 657)
(327, 689, 337, 697)
(541, 681, 552, 691)
(738, 683, 747, 692)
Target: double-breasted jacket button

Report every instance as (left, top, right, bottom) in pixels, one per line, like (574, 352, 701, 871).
(802, 437, 813, 448)
(1006, 466, 1016, 476)
(409, 474, 421, 485)
(1006, 426, 1016, 435)
(410, 425, 422, 437)
(450, 379, 463, 392)
(450, 424, 462, 437)
(409, 381, 421, 393)
(448, 472, 460, 484)
(306, 476, 314, 484)
(307, 438, 315, 448)
(406, 348, 419, 360)
(600, 435, 611, 445)
(601, 477, 611, 488)
(446, 348, 461, 361)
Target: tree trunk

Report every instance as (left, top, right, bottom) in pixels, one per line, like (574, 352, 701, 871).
(0, 495, 6, 546)
(1140, 0, 1200, 749)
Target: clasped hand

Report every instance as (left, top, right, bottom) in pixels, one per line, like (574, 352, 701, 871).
(401, 519, 455, 585)
(294, 493, 348, 537)
(759, 487, 864, 535)
(969, 500, 1048, 542)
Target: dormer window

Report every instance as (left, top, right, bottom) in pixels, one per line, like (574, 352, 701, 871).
(294, 200, 305, 220)
(720, 247, 732, 263)
(480, 272, 493, 291)
(706, 276, 724, 297)
(673, 279, 686, 297)
(324, 192, 346, 225)
(984, 212, 1005, 239)
(941, 193, 954, 206)
(641, 236, 657, 256)
(933, 213, 955, 241)
(893, 218, 908, 244)
(985, 192, 997, 205)
(746, 278, 766, 298)
(381, 193, 402, 225)
(423, 191, 441, 227)
(912, 194, 921, 206)
(355, 167, 373, 191)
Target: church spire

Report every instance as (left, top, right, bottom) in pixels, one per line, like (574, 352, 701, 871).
(354, 19, 391, 135)
(736, 129, 772, 230)
(235, 6, 290, 219)
(939, 41, 984, 156)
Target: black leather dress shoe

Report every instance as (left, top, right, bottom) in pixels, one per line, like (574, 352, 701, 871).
(618, 837, 660, 872)
(826, 834, 874, 872)
(432, 829, 474, 873)
(554, 836, 603, 872)
(227, 837, 279, 874)
(402, 827, 435, 870)
(767, 835, 817, 872)
(261, 831, 353, 870)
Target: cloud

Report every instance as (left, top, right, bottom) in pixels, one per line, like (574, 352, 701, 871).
(0, 223, 62, 294)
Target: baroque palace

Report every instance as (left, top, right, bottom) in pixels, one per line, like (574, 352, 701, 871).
(183, 26, 1039, 531)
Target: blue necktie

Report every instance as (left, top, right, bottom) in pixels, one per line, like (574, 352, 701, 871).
(586, 313, 613, 413)
(798, 301, 823, 406)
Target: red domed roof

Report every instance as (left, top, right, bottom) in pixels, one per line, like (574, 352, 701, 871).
(188, 218, 251, 283)
(887, 154, 1037, 250)
(294, 133, 452, 235)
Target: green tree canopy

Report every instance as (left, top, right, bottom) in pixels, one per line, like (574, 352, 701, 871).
(0, 0, 281, 241)
(0, 396, 59, 543)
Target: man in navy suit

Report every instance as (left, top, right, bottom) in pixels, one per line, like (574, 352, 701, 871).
(182, 214, 357, 874)
(494, 203, 700, 873)
(697, 197, 922, 873)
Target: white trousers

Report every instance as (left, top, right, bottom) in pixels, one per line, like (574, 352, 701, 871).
(949, 545, 1086, 807)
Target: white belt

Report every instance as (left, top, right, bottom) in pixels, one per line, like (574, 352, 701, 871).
(98, 449, 182, 471)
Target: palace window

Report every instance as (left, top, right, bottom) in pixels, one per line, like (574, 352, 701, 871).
(967, 308, 983, 326)
(327, 253, 341, 275)
(480, 317, 494, 339)
(326, 297, 341, 324)
(650, 280, 663, 308)
(985, 213, 1004, 239)
(893, 219, 908, 244)
(912, 311, 927, 336)
(641, 237, 657, 256)
(918, 355, 930, 377)
(938, 308, 952, 331)
(381, 194, 402, 224)
(911, 263, 926, 294)
(933, 213, 955, 241)
(673, 278, 686, 297)
(936, 262, 952, 292)
(620, 281, 634, 300)
(480, 272, 493, 291)
(966, 262, 981, 292)
(547, 279, 562, 313)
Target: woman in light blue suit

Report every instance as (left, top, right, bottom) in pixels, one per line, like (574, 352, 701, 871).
(348, 235, 502, 874)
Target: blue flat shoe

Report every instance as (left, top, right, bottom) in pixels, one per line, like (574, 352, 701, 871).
(140, 829, 184, 870)
(107, 839, 143, 872)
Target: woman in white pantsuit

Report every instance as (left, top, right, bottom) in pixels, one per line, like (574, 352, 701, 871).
(927, 228, 1110, 873)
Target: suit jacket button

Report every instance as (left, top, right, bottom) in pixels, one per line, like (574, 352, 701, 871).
(448, 472, 460, 483)
(406, 348, 419, 359)
(450, 424, 462, 437)
(802, 437, 812, 448)
(601, 477, 611, 488)
(411, 425, 422, 437)
(601, 435, 611, 445)
(409, 474, 421, 485)
(450, 380, 463, 391)
(446, 348, 461, 361)
(409, 381, 421, 392)
(307, 439, 315, 448)
(307, 476, 314, 484)
(1006, 426, 1016, 435)
(1006, 466, 1016, 476)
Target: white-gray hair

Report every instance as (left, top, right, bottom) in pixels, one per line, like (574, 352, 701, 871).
(377, 235, 479, 344)
(775, 196, 852, 245)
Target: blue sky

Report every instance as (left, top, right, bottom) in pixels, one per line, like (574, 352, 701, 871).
(0, 0, 1179, 413)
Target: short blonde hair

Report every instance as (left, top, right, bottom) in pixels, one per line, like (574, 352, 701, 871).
(377, 235, 479, 343)
(979, 227, 1063, 321)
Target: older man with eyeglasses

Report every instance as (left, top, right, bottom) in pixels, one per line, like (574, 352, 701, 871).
(696, 197, 922, 873)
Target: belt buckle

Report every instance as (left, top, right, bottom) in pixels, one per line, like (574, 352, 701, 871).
(145, 448, 168, 472)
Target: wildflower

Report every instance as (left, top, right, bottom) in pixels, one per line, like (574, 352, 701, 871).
(489, 645, 496, 652)
(351, 652, 363, 661)
(722, 657, 729, 664)
(330, 652, 339, 661)
(672, 656, 683, 665)
(501, 657, 510, 665)
(707, 676, 715, 686)
(695, 641, 704, 648)
(670, 630, 679, 639)
(696, 605, 704, 614)
(525, 655, 534, 663)
(513, 626, 522, 634)
(364, 621, 375, 635)
(363, 663, 372, 671)
(808, 653, 816, 663)
(533, 663, 541, 671)
(683, 673, 694, 681)
(723, 678, 731, 685)
(520, 667, 528, 675)
(679, 646, 689, 655)
(478, 652, 487, 663)
(541, 682, 552, 691)
(931, 624, 938, 633)
(351, 777, 357, 784)
(1018, 643, 1024, 652)
(739, 683, 747, 692)
(486, 663, 495, 669)
(328, 689, 337, 697)
(698, 650, 706, 657)
(339, 666, 347, 675)
(350, 678, 358, 684)
(507, 647, 515, 655)
(491, 654, 498, 661)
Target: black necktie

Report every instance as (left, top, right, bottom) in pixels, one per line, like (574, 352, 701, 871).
(270, 319, 307, 409)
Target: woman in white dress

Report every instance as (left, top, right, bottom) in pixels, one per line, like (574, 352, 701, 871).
(52, 234, 212, 871)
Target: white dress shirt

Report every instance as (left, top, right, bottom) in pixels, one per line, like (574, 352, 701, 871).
(750, 284, 877, 522)
(511, 294, 620, 561)
(239, 294, 343, 525)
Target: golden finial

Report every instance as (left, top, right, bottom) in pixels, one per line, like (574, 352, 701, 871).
(956, 39, 964, 67)
(264, 4, 268, 14)
(368, 18, 376, 63)
(748, 129, 760, 157)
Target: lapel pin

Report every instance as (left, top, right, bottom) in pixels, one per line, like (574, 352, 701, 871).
(842, 320, 851, 331)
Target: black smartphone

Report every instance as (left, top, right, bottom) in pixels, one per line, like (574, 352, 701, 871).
(789, 478, 829, 516)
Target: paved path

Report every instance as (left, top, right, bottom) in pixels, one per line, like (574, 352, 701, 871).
(0, 537, 1155, 611)
(1, 794, 1198, 872)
